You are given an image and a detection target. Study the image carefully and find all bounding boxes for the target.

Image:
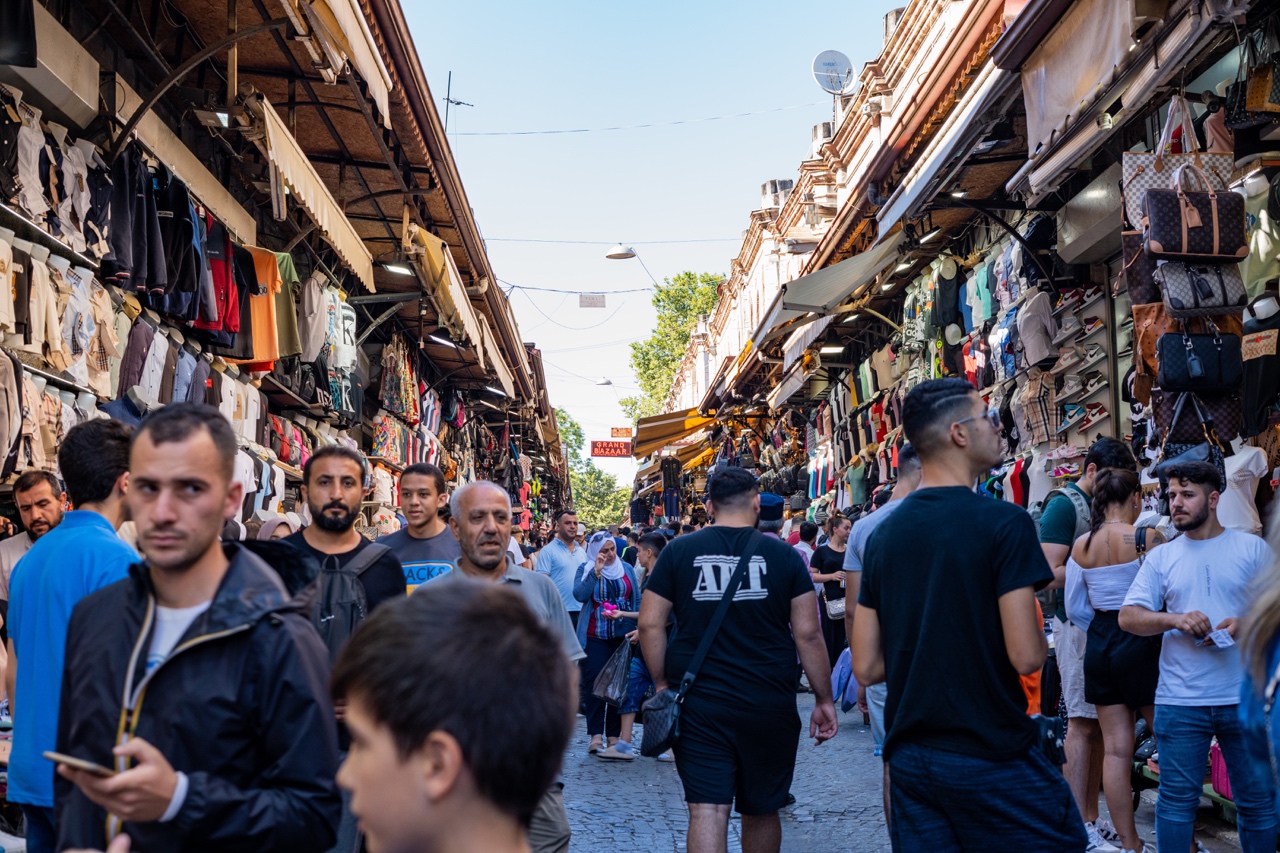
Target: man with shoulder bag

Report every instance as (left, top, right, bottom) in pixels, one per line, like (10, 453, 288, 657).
(638, 467, 836, 853)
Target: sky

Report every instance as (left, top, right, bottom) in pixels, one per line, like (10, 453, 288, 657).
(404, 1, 906, 483)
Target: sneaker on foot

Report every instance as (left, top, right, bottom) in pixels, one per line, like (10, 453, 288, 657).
(1093, 819, 1121, 845)
(1085, 821, 1121, 853)
(657, 750, 675, 763)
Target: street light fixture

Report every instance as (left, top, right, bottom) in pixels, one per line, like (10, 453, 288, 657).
(605, 244, 636, 260)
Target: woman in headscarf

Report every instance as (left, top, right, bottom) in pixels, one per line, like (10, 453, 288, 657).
(573, 531, 641, 755)
(256, 516, 297, 541)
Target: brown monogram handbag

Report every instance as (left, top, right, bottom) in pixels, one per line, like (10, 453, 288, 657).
(1143, 165, 1248, 261)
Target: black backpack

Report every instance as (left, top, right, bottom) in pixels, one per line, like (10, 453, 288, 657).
(311, 543, 389, 663)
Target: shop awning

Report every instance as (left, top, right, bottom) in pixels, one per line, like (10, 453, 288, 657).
(481, 322, 516, 398)
(305, 0, 394, 128)
(635, 441, 715, 481)
(408, 224, 487, 363)
(875, 63, 1015, 233)
(633, 409, 716, 458)
(783, 315, 833, 372)
(767, 363, 812, 411)
(256, 96, 375, 292)
(751, 233, 904, 351)
(1017, 0, 1224, 198)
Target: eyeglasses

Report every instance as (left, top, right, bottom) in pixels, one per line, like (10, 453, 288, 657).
(955, 408, 1001, 431)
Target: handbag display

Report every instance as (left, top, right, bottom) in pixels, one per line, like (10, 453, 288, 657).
(1152, 388, 1244, 444)
(1143, 165, 1248, 261)
(1123, 95, 1232, 229)
(1155, 393, 1228, 492)
(1133, 302, 1244, 377)
(1155, 261, 1247, 318)
(1247, 18, 1280, 113)
(1122, 231, 1161, 305)
(639, 532, 763, 758)
(1155, 327, 1244, 393)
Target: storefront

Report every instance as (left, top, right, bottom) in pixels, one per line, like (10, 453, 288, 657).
(0, 0, 564, 540)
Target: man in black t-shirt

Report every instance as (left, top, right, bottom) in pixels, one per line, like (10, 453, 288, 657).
(851, 378, 1086, 851)
(640, 467, 835, 853)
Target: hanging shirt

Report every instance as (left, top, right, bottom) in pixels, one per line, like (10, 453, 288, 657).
(273, 252, 303, 358)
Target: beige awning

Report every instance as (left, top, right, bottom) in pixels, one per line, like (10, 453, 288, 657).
(308, 0, 394, 128)
(481, 321, 516, 398)
(409, 224, 487, 363)
(256, 96, 374, 292)
(633, 409, 716, 458)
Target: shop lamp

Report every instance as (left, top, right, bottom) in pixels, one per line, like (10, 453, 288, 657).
(192, 105, 243, 128)
(893, 261, 913, 273)
(841, 313, 860, 323)
(950, 190, 968, 198)
(605, 244, 636, 260)
(483, 385, 507, 397)
(382, 262, 414, 276)
(881, 282, 895, 291)
(427, 333, 457, 348)
(920, 228, 942, 243)
(819, 345, 845, 354)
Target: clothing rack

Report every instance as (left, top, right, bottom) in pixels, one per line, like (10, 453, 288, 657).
(0, 201, 99, 272)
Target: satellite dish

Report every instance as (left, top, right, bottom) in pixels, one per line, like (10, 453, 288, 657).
(812, 50, 856, 96)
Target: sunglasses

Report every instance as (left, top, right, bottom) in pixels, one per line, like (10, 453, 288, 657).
(955, 408, 1001, 431)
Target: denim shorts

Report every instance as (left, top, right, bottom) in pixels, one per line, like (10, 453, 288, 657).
(620, 651, 655, 715)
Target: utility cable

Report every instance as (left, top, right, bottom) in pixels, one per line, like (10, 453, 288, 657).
(456, 101, 826, 136)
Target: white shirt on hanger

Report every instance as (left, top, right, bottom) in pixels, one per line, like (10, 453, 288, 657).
(1217, 445, 1268, 535)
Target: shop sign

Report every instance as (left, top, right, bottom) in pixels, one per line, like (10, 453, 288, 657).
(579, 293, 606, 308)
(611, 427, 633, 438)
(591, 440, 631, 457)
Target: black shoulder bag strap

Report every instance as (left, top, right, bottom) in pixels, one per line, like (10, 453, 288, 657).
(676, 530, 763, 701)
(344, 543, 391, 578)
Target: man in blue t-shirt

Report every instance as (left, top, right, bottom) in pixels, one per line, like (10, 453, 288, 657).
(535, 509, 585, 626)
(7, 419, 138, 853)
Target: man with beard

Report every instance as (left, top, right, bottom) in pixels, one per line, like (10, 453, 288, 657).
(418, 480, 582, 853)
(283, 444, 402, 853)
(284, 444, 404, 616)
(1121, 461, 1278, 853)
(7, 421, 137, 853)
(0, 470, 65, 604)
(53, 403, 340, 853)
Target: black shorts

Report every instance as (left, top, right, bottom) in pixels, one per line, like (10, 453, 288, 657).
(1084, 610, 1161, 709)
(673, 696, 800, 815)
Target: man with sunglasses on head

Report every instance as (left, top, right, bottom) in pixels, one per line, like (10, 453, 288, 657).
(851, 378, 1085, 850)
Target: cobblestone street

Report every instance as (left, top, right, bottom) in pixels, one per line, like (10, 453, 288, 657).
(562, 693, 1243, 852)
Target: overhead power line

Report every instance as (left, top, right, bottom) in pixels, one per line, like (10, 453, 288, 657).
(486, 238, 739, 245)
(456, 101, 827, 136)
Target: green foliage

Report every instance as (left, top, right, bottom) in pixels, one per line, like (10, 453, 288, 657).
(619, 271, 724, 422)
(554, 409, 629, 530)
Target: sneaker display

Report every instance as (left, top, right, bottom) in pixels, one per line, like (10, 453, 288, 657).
(1050, 347, 1083, 375)
(1053, 315, 1083, 345)
(1080, 315, 1104, 337)
(1053, 289, 1083, 315)
(1082, 371, 1107, 394)
(1080, 343, 1106, 370)
(1046, 444, 1084, 461)
(1058, 403, 1086, 434)
(1077, 403, 1109, 432)
(1059, 374, 1084, 399)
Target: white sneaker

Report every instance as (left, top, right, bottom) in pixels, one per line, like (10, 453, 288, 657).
(1094, 819, 1121, 845)
(1085, 822, 1121, 853)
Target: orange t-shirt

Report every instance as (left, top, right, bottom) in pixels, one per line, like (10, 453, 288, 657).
(1021, 598, 1045, 715)
(229, 247, 282, 369)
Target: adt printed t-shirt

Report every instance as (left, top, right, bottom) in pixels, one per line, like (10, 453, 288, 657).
(858, 487, 1053, 761)
(1123, 528, 1270, 706)
(645, 526, 814, 710)
(378, 527, 462, 591)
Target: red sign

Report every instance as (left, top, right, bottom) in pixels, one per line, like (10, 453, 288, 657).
(591, 440, 632, 458)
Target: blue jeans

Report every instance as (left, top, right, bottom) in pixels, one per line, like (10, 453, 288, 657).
(1153, 703, 1279, 853)
(20, 804, 56, 853)
(887, 742, 1087, 851)
(620, 651, 654, 716)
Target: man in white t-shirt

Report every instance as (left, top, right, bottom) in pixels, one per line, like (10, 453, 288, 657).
(1121, 461, 1278, 853)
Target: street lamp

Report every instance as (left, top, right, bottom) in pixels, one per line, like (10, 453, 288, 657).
(605, 244, 636, 260)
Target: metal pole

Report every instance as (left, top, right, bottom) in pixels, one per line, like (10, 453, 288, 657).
(226, 0, 237, 103)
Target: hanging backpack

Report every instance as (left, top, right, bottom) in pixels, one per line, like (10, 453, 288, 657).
(311, 544, 390, 663)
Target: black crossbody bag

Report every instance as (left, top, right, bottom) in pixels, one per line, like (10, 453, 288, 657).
(640, 531, 763, 757)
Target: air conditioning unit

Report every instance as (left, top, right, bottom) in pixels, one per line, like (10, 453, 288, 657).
(811, 122, 833, 157)
(761, 179, 794, 210)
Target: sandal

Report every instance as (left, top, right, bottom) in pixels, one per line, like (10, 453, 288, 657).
(588, 736, 603, 754)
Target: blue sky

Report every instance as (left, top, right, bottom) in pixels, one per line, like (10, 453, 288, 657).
(405, 1, 905, 482)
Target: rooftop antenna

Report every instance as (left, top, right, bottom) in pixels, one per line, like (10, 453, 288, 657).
(812, 50, 859, 121)
(443, 71, 473, 134)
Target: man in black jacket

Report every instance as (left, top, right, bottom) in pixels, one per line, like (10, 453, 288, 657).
(54, 403, 340, 852)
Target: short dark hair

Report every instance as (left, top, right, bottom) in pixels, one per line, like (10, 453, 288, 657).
(706, 466, 758, 509)
(60, 419, 133, 507)
(135, 403, 237, 480)
(897, 443, 920, 477)
(901, 378, 978, 456)
(681, 524, 695, 534)
(402, 462, 446, 495)
(304, 444, 366, 486)
(332, 580, 573, 825)
(552, 508, 577, 523)
(13, 469, 60, 497)
(1084, 436, 1137, 474)
(1163, 461, 1223, 493)
(618, 526, 631, 536)
(637, 531, 667, 555)
(799, 521, 818, 543)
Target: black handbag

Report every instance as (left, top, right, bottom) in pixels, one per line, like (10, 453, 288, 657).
(1155, 393, 1228, 494)
(1155, 327, 1244, 393)
(639, 532, 763, 758)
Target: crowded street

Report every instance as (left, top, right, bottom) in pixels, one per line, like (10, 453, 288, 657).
(3, 0, 1280, 852)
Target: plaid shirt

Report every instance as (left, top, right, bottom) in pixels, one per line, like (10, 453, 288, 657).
(1020, 370, 1057, 447)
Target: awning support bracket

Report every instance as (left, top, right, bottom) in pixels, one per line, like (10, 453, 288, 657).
(107, 17, 291, 163)
(948, 198, 1056, 288)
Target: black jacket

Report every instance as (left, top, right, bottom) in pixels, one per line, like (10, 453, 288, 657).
(55, 541, 340, 852)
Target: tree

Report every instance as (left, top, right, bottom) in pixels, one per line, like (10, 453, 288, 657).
(555, 409, 629, 530)
(619, 271, 724, 422)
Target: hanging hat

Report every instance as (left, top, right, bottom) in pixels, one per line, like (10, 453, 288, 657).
(945, 323, 964, 346)
(940, 257, 958, 279)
